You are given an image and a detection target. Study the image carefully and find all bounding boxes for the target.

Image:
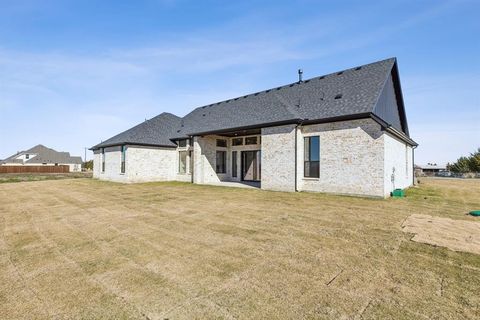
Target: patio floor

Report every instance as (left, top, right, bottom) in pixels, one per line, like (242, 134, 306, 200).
(208, 180, 261, 189)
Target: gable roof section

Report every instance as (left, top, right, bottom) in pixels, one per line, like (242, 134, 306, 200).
(92, 57, 415, 149)
(91, 112, 182, 149)
(1, 145, 83, 165)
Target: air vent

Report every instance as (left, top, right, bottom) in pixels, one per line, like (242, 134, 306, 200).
(355, 66, 362, 70)
(334, 94, 342, 99)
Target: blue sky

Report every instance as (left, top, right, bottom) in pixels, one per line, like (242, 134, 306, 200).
(0, 0, 479, 164)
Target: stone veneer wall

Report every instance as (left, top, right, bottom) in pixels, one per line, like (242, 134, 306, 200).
(261, 124, 297, 192)
(297, 119, 385, 197)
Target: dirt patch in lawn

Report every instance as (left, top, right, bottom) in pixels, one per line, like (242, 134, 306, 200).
(402, 214, 480, 255)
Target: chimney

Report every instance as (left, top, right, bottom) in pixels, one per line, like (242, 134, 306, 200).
(298, 69, 303, 83)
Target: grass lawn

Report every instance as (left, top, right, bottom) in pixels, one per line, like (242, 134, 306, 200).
(0, 178, 479, 319)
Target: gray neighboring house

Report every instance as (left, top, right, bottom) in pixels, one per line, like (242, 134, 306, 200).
(91, 58, 417, 197)
(1, 145, 83, 172)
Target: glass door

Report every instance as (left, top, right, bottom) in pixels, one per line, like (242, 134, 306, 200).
(241, 150, 261, 181)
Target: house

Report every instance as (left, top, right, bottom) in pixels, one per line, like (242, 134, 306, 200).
(1, 145, 83, 172)
(415, 164, 447, 177)
(91, 58, 417, 197)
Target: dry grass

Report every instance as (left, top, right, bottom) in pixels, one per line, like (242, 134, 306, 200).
(0, 177, 479, 319)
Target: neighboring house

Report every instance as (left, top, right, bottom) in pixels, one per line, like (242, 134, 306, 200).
(415, 164, 447, 177)
(91, 58, 417, 197)
(1, 145, 83, 172)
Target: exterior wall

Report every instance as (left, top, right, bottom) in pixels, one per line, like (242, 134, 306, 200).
(92, 119, 413, 197)
(261, 124, 297, 192)
(193, 135, 225, 184)
(126, 146, 177, 183)
(296, 119, 385, 197)
(93, 145, 177, 183)
(383, 133, 413, 196)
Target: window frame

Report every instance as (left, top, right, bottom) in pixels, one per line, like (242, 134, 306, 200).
(101, 148, 105, 173)
(216, 150, 226, 174)
(232, 151, 237, 177)
(121, 146, 126, 174)
(178, 139, 187, 148)
(178, 150, 187, 174)
(304, 136, 320, 178)
(232, 138, 243, 146)
(188, 150, 193, 174)
(245, 136, 258, 145)
(216, 139, 227, 148)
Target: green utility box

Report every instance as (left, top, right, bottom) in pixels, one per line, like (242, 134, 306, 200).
(470, 210, 480, 217)
(392, 189, 405, 198)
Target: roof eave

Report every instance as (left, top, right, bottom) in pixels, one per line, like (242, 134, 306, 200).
(90, 142, 177, 151)
(370, 113, 418, 146)
(185, 119, 303, 137)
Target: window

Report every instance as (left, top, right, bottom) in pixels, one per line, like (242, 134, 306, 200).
(121, 146, 126, 173)
(25, 154, 30, 159)
(216, 151, 226, 173)
(189, 151, 193, 174)
(178, 139, 187, 148)
(232, 151, 237, 177)
(304, 136, 319, 178)
(216, 139, 227, 147)
(179, 151, 187, 174)
(245, 136, 257, 145)
(101, 148, 105, 173)
(232, 138, 243, 146)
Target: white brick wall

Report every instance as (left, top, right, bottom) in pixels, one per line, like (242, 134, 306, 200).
(93, 145, 177, 183)
(297, 119, 386, 197)
(384, 133, 413, 196)
(261, 125, 297, 192)
(93, 119, 414, 197)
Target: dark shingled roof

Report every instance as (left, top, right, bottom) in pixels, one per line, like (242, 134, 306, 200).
(2, 145, 83, 165)
(92, 57, 413, 149)
(92, 112, 181, 149)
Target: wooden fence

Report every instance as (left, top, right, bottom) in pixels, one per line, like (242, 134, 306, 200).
(0, 165, 70, 174)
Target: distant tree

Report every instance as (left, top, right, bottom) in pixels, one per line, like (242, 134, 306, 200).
(468, 148, 480, 172)
(448, 148, 480, 173)
(83, 160, 93, 171)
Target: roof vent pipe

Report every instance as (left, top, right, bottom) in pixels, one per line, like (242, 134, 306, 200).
(298, 69, 303, 83)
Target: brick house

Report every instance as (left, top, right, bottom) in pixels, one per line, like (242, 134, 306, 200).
(91, 58, 417, 197)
